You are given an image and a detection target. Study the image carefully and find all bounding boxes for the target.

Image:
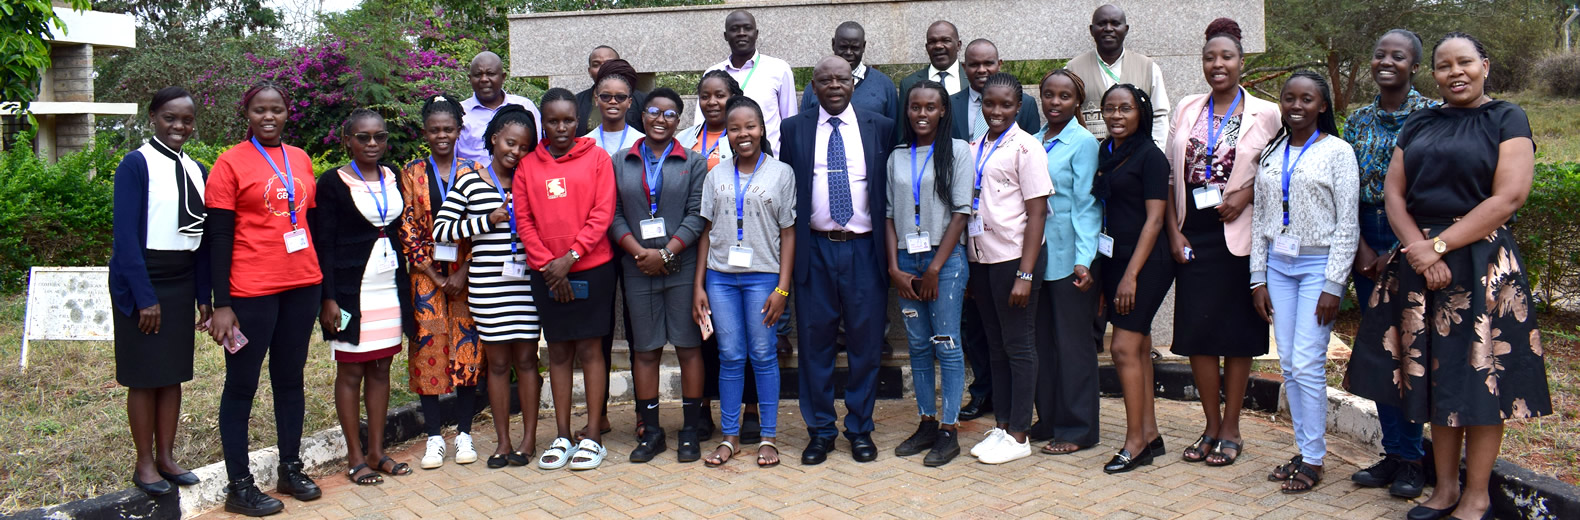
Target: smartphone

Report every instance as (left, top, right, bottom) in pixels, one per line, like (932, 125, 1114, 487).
(339, 309, 352, 330)
(224, 326, 248, 354)
(550, 280, 591, 300)
(698, 313, 714, 340)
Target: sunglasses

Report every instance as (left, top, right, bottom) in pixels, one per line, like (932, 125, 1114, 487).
(644, 106, 680, 121)
(353, 131, 390, 145)
(597, 93, 632, 104)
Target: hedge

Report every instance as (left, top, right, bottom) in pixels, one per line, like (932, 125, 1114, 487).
(1516, 162, 1580, 309)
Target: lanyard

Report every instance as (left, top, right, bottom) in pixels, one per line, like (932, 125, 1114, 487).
(699, 124, 726, 159)
(972, 126, 1012, 211)
(251, 137, 298, 229)
(641, 141, 674, 216)
(909, 143, 935, 227)
(735, 53, 761, 90)
(1205, 89, 1244, 160)
(598, 123, 629, 156)
(1281, 131, 1322, 227)
(428, 155, 458, 199)
(1044, 136, 1060, 154)
(733, 153, 767, 243)
(485, 164, 518, 256)
(348, 161, 390, 227)
(1097, 58, 1121, 84)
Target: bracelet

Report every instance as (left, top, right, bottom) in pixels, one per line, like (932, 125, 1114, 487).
(1014, 270, 1035, 281)
(773, 287, 790, 297)
(1250, 282, 1267, 290)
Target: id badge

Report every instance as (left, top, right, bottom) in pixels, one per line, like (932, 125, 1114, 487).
(433, 242, 459, 262)
(1192, 185, 1223, 209)
(1273, 234, 1302, 257)
(283, 228, 309, 253)
(375, 241, 398, 273)
(727, 246, 753, 268)
(639, 217, 666, 240)
(905, 232, 931, 254)
(967, 215, 986, 237)
(1097, 233, 1115, 257)
(502, 258, 528, 279)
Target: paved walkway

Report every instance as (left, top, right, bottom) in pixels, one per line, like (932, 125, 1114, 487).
(200, 398, 1418, 519)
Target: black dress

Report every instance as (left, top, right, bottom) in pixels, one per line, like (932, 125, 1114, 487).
(1099, 145, 1174, 333)
(1347, 100, 1551, 426)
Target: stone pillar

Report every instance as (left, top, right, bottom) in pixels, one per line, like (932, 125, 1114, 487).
(48, 43, 95, 159)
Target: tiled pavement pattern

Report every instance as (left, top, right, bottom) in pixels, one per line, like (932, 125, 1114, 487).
(201, 398, 1419, 519)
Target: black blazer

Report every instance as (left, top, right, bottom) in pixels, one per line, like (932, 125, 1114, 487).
(898, 62, 967, 100)
(779, 107, 895, 284)
(948, 89, 1043, 141)
(311, 162, 413, 344)
(576, 87, 648, 137)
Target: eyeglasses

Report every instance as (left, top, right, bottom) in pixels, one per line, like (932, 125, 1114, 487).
(353, 132, 390, 145)
(1101, 105, 1136, 116)
(644, 106, 680, 121)
(597, 93, 632, 104)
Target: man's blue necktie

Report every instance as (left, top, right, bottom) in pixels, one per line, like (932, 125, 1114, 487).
(827, 117, 852, 226)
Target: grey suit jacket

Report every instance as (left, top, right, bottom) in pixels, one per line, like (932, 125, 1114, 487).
(608, 138, 710, 288)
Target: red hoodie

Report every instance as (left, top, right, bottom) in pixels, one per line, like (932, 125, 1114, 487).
(513, 137, 616, 272)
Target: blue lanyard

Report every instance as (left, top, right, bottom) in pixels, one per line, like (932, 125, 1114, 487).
(598, 123, 629, 156)
(349, 161, 390, 227)
(700, 124, 725, 158)
(972, 126, 1012, 211)
(485, 164, 518, 256)
(641, 141, 674, 216)
(1281, 131, 1322, 227)
(428, 155, 458, 199)
(251, 137, 298, 229)
(1205, 89, 1244, 160)
(910, 143, 935, 227)
(733, 153, 767, 243)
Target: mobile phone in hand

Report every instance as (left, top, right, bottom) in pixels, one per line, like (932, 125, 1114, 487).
(225, 326, 248, 354)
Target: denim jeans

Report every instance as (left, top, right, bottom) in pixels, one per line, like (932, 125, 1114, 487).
(1269, 253, 1335, 466)
(1354, 203, 1424, 460)
(705, 269, 780, 438)
(895, 244, 968, 425)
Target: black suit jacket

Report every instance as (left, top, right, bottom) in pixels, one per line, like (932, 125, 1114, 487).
(575, 87, 648, 136)
(780, 107, 895, 284)
(898, 62, 967, 100)
(948, 89, 1043, 141)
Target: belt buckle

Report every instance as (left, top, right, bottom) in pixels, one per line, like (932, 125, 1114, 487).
(827, 230, 850, 242)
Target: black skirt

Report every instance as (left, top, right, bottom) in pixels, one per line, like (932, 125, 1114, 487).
(1170, 202, 1268, 357)
(1102, 235, 1174, 334)
(113, 250, 198, 388)
(530, 261, 616, 343)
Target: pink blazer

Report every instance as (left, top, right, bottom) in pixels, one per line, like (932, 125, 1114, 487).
(1165, 88, 1282, 256)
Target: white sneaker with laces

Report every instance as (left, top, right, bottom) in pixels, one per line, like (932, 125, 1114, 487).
(454, 432, 477, 464)
(420, 435, 445, 469)
(971, 428, 1006, 458)
(978, 434, 1032, 464)
(567, 438, 607, 471)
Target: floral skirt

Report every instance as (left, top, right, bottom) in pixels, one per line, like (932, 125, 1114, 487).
(408, 268, 483, 394)
(1347, 224, 1551, 426)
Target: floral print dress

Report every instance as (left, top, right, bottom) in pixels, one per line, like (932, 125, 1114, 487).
(398, 157, 483, 394)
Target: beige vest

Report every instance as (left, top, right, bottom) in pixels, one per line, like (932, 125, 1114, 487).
(1066, 50, 1156, 139)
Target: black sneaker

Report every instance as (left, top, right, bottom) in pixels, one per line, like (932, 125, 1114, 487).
(923, 429, 959, 467)
(1351, 454, 1402, 488)
(676, 428, 701, 463)
(276, 461, 321, 501)
(1389, 459, 1427, 498)
(225, 476, 284, 517)
(894, 420, 939, 457)
(629, 427, 667, 463)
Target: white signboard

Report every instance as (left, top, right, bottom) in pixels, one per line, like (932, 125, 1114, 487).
(21, 267, 114, 368)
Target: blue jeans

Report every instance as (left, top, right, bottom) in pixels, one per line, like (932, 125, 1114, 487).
(1354, 203, 1424, 460)
(1269, 253, 1336, 466)
(705, 269, 780, 438)
(896, 244, 968, 425)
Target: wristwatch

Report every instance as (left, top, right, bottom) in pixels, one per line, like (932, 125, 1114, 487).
(1431, 237, 1447, 254)
(1015, 270, 1035, 281)
(568, 248, 582, 261)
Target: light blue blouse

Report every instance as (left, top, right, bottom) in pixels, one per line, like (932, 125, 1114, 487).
(1035, 117, 1101, 280)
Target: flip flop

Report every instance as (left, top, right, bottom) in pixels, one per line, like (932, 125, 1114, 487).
(757, 441, 780, 468)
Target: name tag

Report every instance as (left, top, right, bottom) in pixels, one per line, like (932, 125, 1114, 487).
(1192, 185, 1223, 209)
(905, 232, 931, 254)
(967, 215, 985, 237)
(433, 242, 459, 262)
(1097, 233, 1115, 257)
(376, 246, 399, 273)
(283, 228, 309, 253)
(639, 217, 666, 240)
(1273, 234, 1302, 257)
(502, 258, 528, 279)
(727, 246, 753, 268)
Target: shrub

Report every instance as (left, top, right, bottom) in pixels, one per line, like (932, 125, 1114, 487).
(0, 136, 117, 291)
(1515, 162, 1580, 309)
(1531, 52, 1580, 98)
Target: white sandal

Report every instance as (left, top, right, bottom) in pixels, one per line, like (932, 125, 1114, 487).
(538, 437, 573, 470)
(567, 438, 607, 471)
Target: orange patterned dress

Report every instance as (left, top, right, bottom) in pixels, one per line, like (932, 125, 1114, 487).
(398, 157, 483, 394)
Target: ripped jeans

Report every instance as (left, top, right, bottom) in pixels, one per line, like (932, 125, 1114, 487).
(896, 244, 968, 424)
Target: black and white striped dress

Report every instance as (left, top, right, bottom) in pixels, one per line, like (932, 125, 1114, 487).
(432, 171, 538, 342)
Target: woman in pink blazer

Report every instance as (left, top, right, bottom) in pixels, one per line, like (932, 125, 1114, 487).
(1163, 18, 1282, 468)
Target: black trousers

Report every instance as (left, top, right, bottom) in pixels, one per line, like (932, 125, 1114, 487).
(220, 283, 320, 481)
(968, 258, 1043, 433)
(961, 293, 993, 402)
(1031, 275, 1101, 447)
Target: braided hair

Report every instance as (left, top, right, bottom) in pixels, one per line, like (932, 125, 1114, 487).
(594, 59, 639, 92)
(1204, 17, 1243, 54)
(1258, 70, 1340, 166)
(339, 107, 384, 138)
(420, 93, 465, 129)
(724, 95, 773, 157)
(901, 80, 956, 205)
(1433, 31, 1488, 61)
(1094, 84, 1154, 200)
(482, 104, 538, 156)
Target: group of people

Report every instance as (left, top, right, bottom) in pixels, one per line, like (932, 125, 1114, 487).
(106, 4, 1550, 520)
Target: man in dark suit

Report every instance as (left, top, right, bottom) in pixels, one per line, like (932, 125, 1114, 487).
(950, 39, 1041, 142)
(800, 22, 900, 129)
(898, 21, 968, 98)
(575, 46, 648, 136)
(781, 56, 894, 465)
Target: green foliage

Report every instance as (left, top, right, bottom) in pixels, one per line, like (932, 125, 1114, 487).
(95, 31, 285, 147)
(0, 0, 90, 114)
(1516, 162, 1580, 309)
(0, 134, 116, 291)
(1532, 51, 1580, 98)
(93, 0, 281, 39)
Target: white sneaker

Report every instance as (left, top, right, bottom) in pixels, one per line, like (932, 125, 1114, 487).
(978, 434, 1032, 464)
(453, 433, 477, 464)
(971, 428, 1006, 458)
(421, 435, 445, 469)
(567, 438, 607, 471)
(538, 437, 573, 470)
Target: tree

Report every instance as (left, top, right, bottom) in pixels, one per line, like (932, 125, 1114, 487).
(0, 0, 91, 114)
(93, 0, 280, 39)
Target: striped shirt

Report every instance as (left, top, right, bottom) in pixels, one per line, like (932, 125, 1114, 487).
(433, 171, 539, 342)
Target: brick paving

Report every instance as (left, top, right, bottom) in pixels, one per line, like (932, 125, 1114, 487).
(200, 398, 1418, 519)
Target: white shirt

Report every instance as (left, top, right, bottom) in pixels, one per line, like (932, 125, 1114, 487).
(582, 125, 646, 158)
(140, 143, 205, 251)
(811, 105, 870, 233)
(1096, 50, 1173, 147)
(852, 63, 868, 85)
(701, 53, 799, 155)
(928, 62, 965, 95)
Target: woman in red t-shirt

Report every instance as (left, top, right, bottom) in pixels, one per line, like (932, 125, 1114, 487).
(514, 88, 618, 471)
(204, 81, 323, 517)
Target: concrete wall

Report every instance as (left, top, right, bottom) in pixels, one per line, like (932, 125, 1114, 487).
(45, 44, 96, 159)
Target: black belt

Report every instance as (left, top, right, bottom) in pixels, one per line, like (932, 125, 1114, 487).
(813, 229, 871, 241)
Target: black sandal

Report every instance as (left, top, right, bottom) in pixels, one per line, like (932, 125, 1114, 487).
(1268, 455, 1303, 481)
(704, 441, 736, 468)
(1183, 435, 1214, 463)
(1205, 439, 1242, 467)
(486, 454, 509, 469)
(347, 463, 382, 485)
(506, 450, 530, 466)
(375, 456, 412, 476)
(1281, 462, 1323, 494)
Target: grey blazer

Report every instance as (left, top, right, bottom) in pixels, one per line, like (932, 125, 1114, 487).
(608, 138, 709, 288)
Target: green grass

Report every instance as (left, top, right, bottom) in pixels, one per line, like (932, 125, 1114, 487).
(0, 294, 415, 514)
(1500, 91, 1580, 164)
